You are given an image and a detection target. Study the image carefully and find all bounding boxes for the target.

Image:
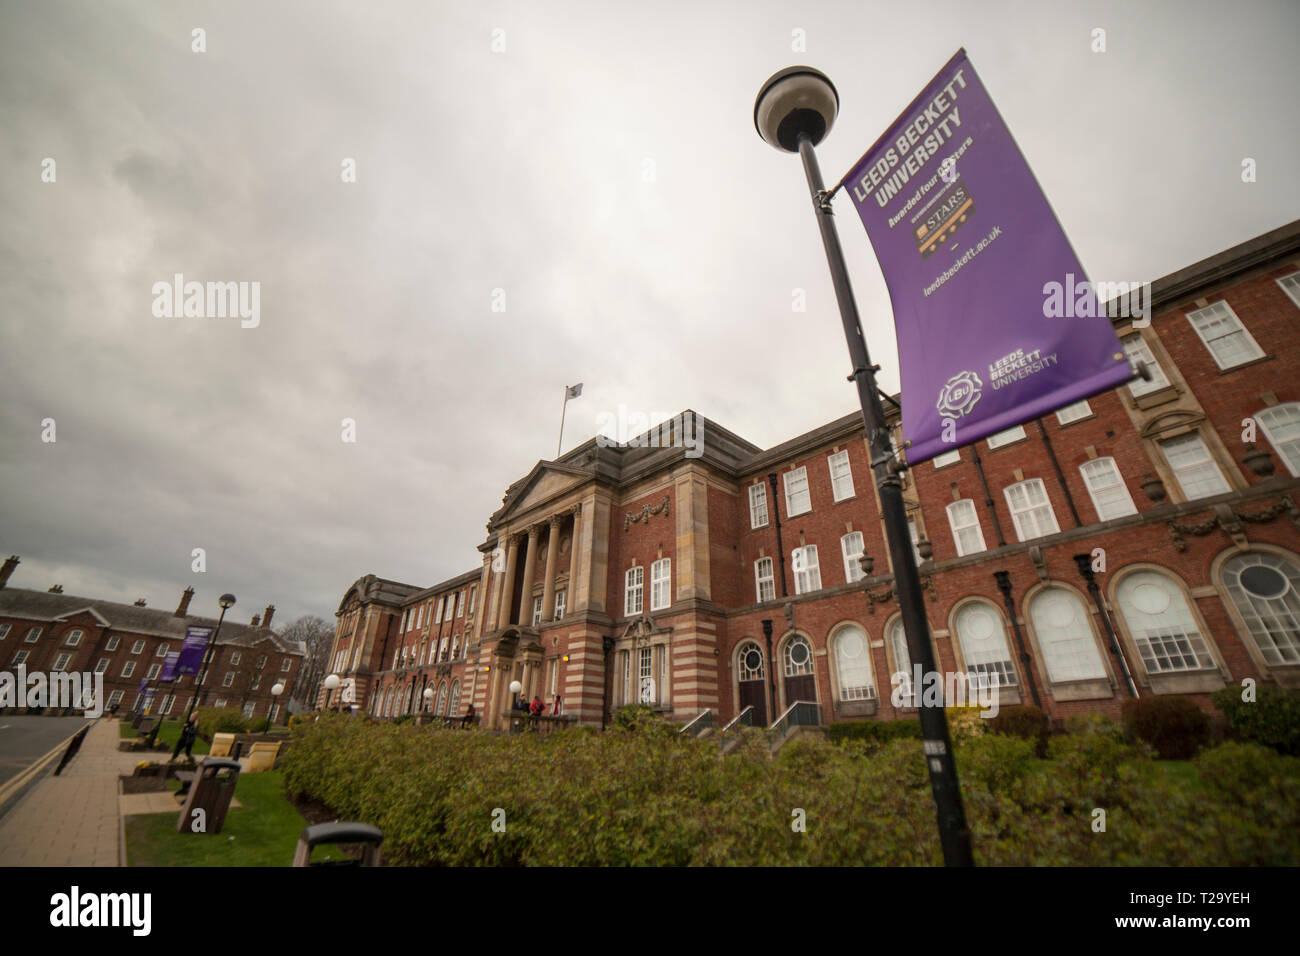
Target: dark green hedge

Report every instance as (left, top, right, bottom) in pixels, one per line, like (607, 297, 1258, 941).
(278, 715, 1300, 866)
(1121, 696, 1211, 759)
(826, 719, 922, 744)
(1212, 684, 1300, 756)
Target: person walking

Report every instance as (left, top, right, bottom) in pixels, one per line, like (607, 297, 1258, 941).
(171, 712, 199, 762)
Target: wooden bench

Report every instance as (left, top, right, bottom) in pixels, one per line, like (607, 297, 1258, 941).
(244, 741, 281, 773)
(209, 733, 236, 757)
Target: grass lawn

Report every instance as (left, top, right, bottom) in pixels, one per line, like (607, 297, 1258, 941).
(119, 718, 210, 756)
(125, 770, 318, 866)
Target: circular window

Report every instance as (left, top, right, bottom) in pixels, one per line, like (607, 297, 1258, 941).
(789, 641, 810, 666)
(1041, 591, 1076, 629)
(1240, 565, 1289, 600)
(962, 606, 995, 642)
(743, 648, 763, 672)
(838, 630, 866, 658)
(1129, 579, 1171, 615)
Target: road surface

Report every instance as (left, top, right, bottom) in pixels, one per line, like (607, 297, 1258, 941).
(0, 715, 88, 786)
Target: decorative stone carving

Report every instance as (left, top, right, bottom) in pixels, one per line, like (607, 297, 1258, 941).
(1167, 495, 1298, 552)
(625, 494, 670, 531)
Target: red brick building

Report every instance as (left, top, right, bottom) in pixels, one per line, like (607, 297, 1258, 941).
(0, 566, 304, 724)
(328, 220, 1300, 730)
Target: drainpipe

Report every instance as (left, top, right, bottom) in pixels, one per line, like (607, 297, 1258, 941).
(601, 635, 615, 731)
(992, 571, 1041, 709)
(762, 619, 776, 722)
(970, 444, 1006, 547)
(1036, 419, 1081, 528)
(1072, 554, 1138, 699)
(767, 473, 788, 597)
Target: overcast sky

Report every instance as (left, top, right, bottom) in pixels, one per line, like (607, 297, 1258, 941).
(1, 0, 1297, 626)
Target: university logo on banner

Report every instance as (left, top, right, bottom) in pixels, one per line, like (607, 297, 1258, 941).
(177, 626, 212, 675)
(842, 48, 1132, 463)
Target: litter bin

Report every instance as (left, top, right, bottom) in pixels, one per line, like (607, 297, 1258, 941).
(292, 822, 383, 867)
(176, 757, 241, 834)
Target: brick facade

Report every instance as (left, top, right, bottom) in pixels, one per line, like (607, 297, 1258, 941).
(0, 576, 304, 723)
(327, 221, 1300, 730)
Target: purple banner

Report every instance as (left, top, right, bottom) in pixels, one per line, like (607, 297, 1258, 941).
(842, 48, 1132, 463)
(159, 651, 181, 682)
(177, 626, 211, 675)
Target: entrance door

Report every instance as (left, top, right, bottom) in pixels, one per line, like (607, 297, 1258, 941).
(782, 635, 816, 710)
(736, 641, 768, 725)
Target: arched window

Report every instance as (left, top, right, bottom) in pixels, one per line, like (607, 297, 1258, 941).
(1220, 552, 1300, 666)
(886, 618, 914, 706)
(831, 625, 875, 701)
(737, 641, 765, 681)
(436, 680, 449, 715)
(1028, 587, 1106, 683)
(448, 680, 461, 717)
(783, 635, 813, 676)
(1256, 403, 1300, 476)
(953, 602, 1018, 690)
(1115, 571, 1212, 673)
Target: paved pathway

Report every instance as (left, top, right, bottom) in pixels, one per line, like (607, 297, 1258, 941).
(0, 718, 138, 867)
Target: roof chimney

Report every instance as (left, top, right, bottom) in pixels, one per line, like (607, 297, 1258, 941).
(262, 604, 275, 630)
(133, 598, 147, 607)
(175, 586, 195, 618)
(250, 613, 261, 627)
(48, 584, 64, 594)
(0, 556, 19, 589)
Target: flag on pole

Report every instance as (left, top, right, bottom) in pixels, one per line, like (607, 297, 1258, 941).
(840, 48, 1132, 464)
(558, 384, 584, 457)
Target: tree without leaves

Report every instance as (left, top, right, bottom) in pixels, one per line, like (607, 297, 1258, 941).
(278, 615, 334, 708)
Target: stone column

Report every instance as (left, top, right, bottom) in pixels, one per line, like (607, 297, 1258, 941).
(540, 515, 562, 623)
(496, 533, 519, 631)
(566, 506, 581, 615)
(517, 526, 540, 626)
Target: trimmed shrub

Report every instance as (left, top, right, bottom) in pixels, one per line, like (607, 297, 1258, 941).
(195, 706, 247, 739)
(1121, 695, 1210, 759)
(827, 719, 922, 745)
(248, 717, 271, 733)
(945, 704, 988, 742)
(988, 704, 1050, 757)
(279, 713, 1300, 866)
(1211, 684, 1300, 756)
(610, 704, 678, 736)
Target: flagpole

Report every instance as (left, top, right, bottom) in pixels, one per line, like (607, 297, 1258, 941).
(557, 387, 569, 459)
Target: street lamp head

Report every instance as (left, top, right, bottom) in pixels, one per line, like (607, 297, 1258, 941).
(271, 682, 285, 697)
(323, 673, 341, 690)
(218, 593, 236, 609)
(423, 687, 434, 701)
(754, 65, 839, 152)
(508, 680, 522, 695)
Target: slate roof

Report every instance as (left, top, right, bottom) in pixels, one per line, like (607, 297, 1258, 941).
(0, 587, 304, 654)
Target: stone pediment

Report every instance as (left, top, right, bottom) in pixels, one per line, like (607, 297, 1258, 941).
(494, 462, 590, 524)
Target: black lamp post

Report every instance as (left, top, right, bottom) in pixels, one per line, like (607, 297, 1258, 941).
(755, 66, 973, 867)
(182, 592, 235, 726)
